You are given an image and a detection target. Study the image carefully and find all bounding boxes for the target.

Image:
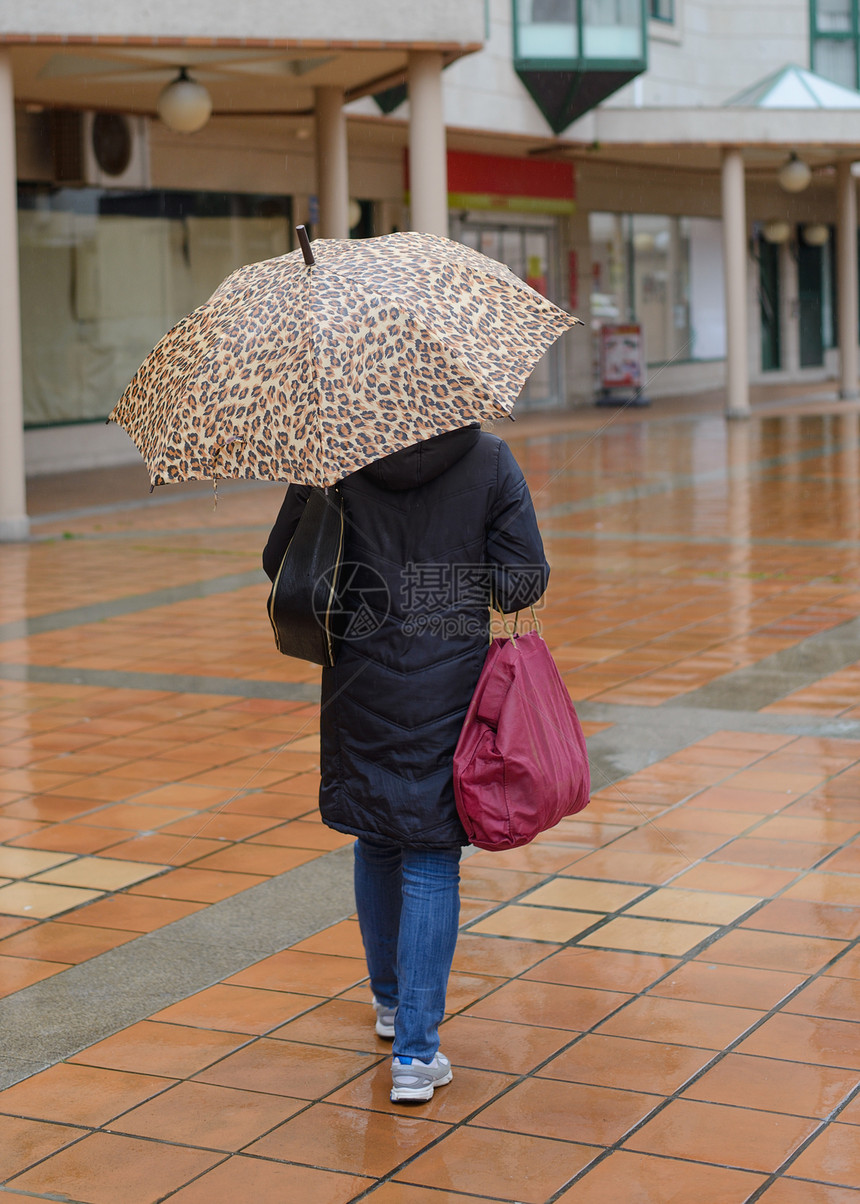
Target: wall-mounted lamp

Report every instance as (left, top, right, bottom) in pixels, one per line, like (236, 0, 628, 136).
(802, 223, 830, 247)
(778, 152, 811, 194)
(761, 220, 791, 244)
(157, 68, 212, 134)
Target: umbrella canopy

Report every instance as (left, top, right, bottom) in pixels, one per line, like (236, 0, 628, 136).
(109, 230, 580, 488)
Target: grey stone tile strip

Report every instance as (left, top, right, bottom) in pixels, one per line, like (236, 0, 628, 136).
(663, 615, 860, 712)
(577, 701, 860, 787)
(41, 522, 859, 551)
(0, 570, 265, 644)
(543, 526, 860, 550)
(0, 662, 319, 703)
(29, 479, 275, 527)
(31, 523, 270, 544)
(0, 844, 356, 1090)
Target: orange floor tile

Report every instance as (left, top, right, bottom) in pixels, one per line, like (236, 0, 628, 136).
(3, 395, 860, 1201)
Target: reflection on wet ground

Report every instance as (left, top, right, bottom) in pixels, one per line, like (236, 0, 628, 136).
(1, 394, 859, 1201)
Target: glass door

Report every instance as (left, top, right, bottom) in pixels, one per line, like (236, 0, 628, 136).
(798, 239, 825, 368)
(454, 218, 564, 410)
(758, 240, 781, 372)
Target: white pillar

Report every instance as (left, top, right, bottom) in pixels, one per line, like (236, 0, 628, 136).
(837, 160, 859, 400)
(314, 86, 348, 240)
(407, 51, 448, 236)
(0, 51, 28, 541)
(721, 147, 750, 419)
(666, 216, 681, 359)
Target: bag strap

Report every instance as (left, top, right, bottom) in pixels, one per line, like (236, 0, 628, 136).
(490, 595, 542, 644)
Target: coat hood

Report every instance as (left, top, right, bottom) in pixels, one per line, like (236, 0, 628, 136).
(359, 423, 482, 492)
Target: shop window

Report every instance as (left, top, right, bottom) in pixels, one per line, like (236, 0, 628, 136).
(758, 240, 781, 372)
(811, 0, 860, 89)
(589, 212, 726, 372)
(453, 215, 564, 410)
(18, 187, 293, 427)
(796, 225, 837, 367)
(649, 0, 674, 20)
(822, 232, 836, 349)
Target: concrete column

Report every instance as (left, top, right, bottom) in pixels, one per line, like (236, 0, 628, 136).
(837, 160, 859, 399)
(666, 216, 681, 359)
(407, 51, 448, 236)
(0, 51, 28, 541)
(314, 86, 348, 239)
(721, 148, 750, 418)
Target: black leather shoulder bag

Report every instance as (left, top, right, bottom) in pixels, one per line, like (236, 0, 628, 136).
(267, 487, 345, 668)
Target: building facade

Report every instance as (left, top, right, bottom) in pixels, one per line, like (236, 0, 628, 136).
(433, 0, 860, 411)
(2, 0, 860, 536)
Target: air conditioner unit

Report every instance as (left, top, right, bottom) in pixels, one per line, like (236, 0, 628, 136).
(83, 112, 150, 188)
(51, 110, 151, 188)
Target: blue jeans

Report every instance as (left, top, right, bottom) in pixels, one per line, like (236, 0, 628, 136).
(353, 837, 461, 1062)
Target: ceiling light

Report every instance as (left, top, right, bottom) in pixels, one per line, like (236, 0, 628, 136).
(778, 153, 811, 194)
(762, 220, 791, 244)
(157, 68, 212, 134)
(802, 223, 830, 246)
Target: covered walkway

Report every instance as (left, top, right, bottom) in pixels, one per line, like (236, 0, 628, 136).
(1, 390, 859, 1201)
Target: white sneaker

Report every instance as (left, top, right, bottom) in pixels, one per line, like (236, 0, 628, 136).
(390, 1052, 453, 1103)
(372, 996, 396, 1040)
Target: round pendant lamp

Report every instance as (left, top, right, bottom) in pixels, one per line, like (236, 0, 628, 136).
(802, 223, 830, 246)
(157, 68, 212, 134)
(778, 153, 811, 194)
(762, 220, 791, 244)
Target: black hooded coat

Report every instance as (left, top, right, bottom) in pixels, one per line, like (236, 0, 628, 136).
(262, 426, 549, 849)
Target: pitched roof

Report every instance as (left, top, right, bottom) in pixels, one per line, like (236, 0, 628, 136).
(724, 63, 860, 109)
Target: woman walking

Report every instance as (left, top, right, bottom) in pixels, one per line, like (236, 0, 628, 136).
(263, 422, 548, 1103)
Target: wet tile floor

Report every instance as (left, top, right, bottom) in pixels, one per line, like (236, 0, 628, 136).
(1, 394, 860, 1201)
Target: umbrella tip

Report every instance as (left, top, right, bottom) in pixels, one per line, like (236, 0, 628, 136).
(296, 225, 315, 267)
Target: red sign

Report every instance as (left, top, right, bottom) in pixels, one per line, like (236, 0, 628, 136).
(405, 149, 576, 214)
(445, 151, 574, 203)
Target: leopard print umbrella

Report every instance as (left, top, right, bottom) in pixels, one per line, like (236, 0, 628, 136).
(109, 230, 580, 488)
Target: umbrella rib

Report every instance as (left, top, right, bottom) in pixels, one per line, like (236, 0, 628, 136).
(307, 271, 327, 486)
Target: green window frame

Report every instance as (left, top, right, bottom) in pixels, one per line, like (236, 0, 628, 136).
(510, 0, 648, 132)
(649, 0, 674, 21)
(511, 0, 648, 69)
(810, 0, 860, 90)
